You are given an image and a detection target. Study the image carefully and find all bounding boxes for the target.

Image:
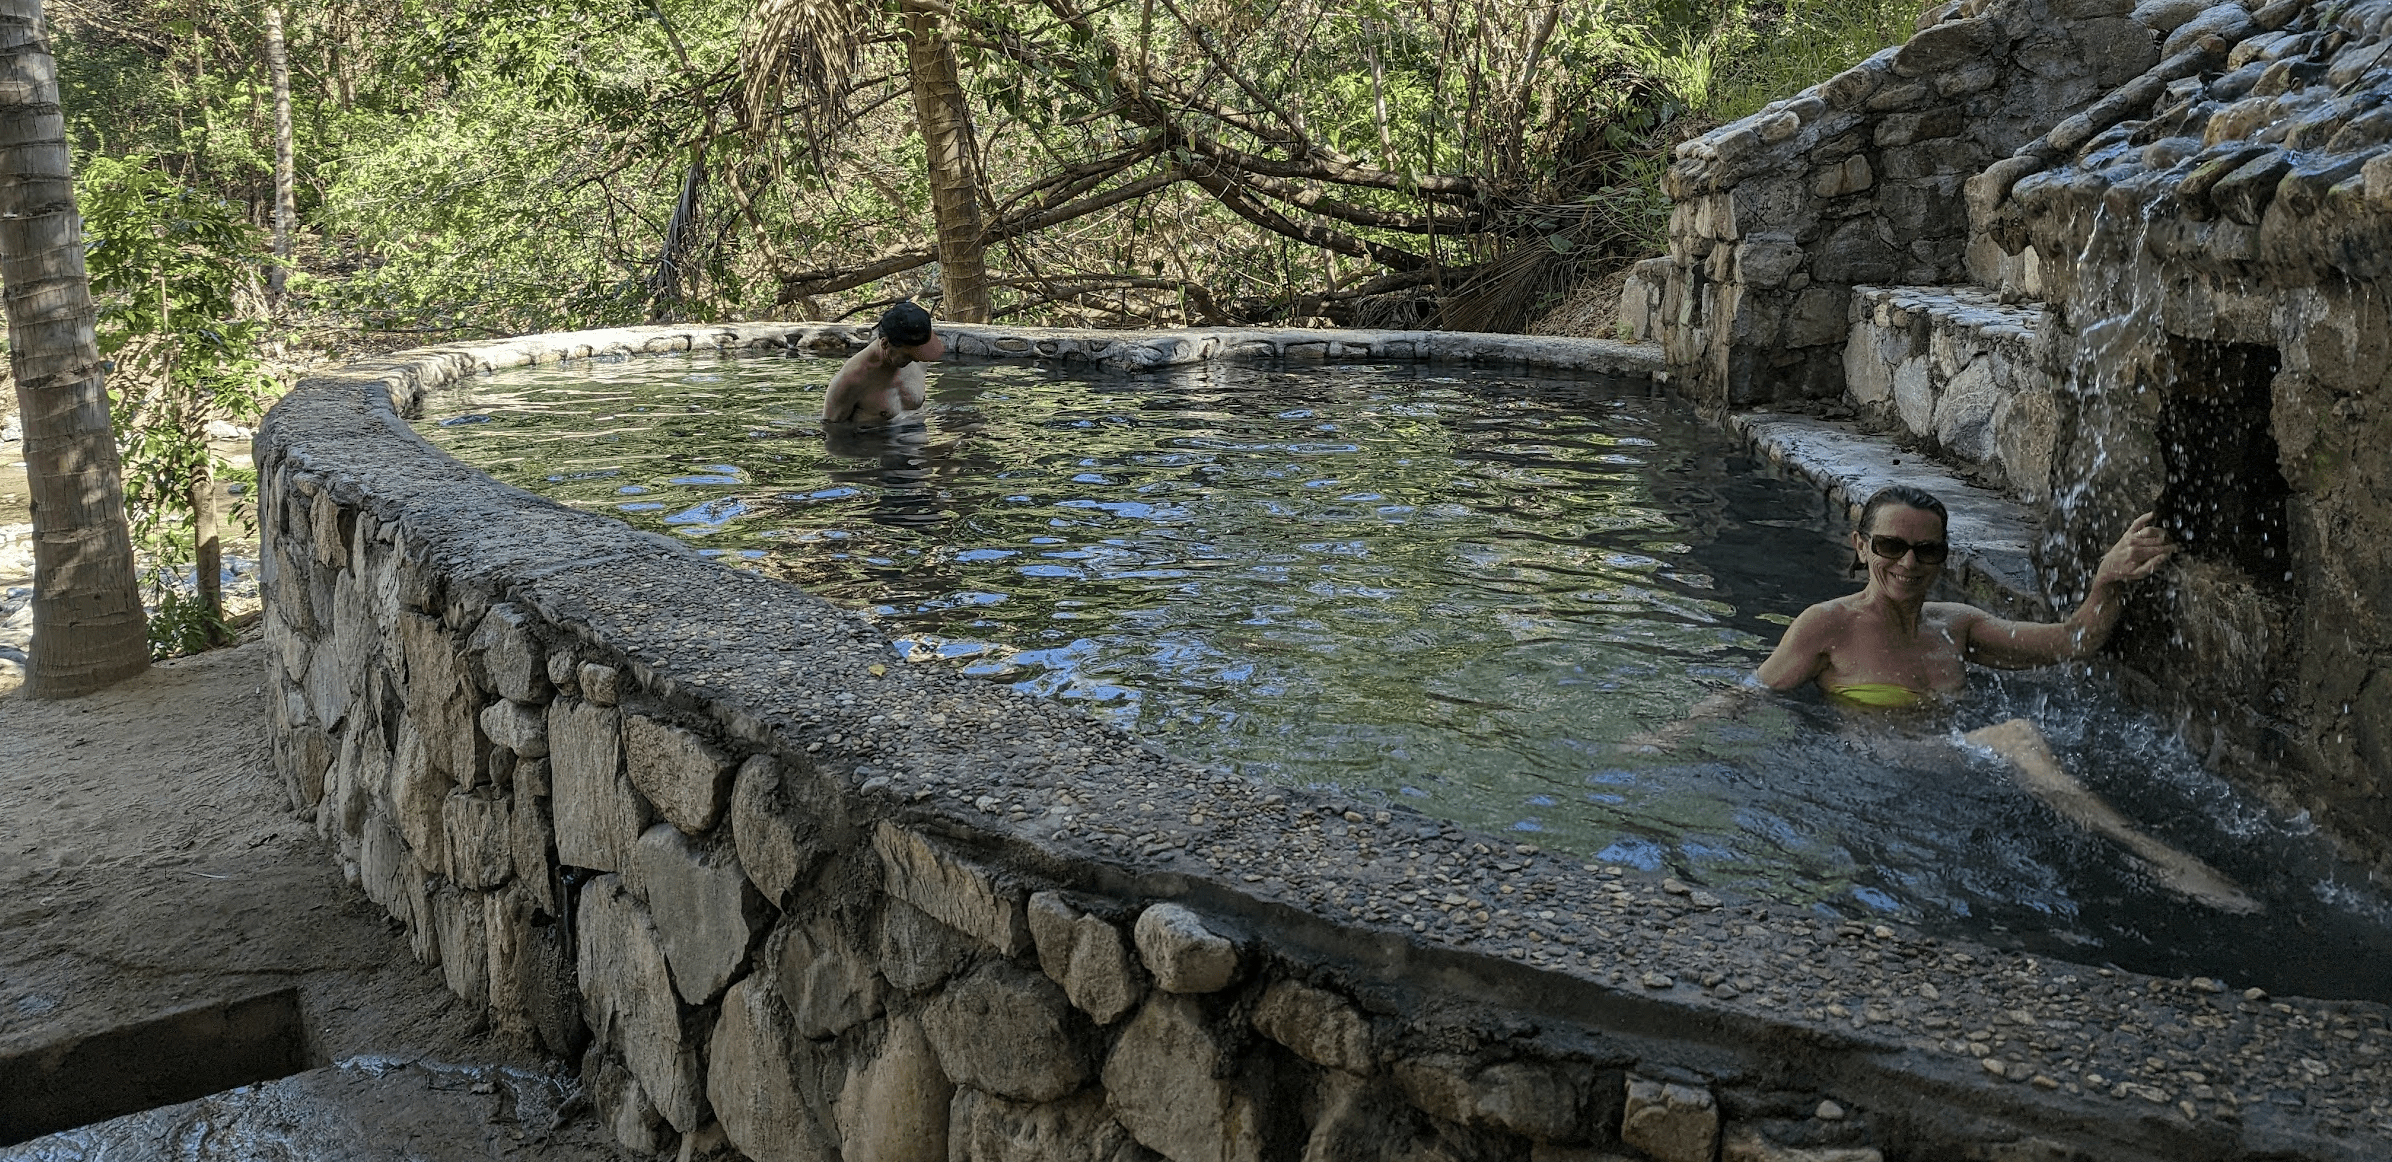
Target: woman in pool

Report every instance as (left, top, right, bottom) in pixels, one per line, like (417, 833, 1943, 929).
(1756, 484, 2176, 705)
(1746, 485, 2253, 910)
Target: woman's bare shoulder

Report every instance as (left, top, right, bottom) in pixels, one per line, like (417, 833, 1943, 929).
(1781, 597, 1858, 639)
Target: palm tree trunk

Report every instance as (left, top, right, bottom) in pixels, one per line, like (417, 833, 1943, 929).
(0, 0, 149, 695)
(264, 5, 296, 305)
(900, 0, 990, 323)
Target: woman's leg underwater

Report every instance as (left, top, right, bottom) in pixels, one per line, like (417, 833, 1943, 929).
(1963, 718, 2260, 914)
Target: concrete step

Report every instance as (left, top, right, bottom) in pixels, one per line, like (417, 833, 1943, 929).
(1729, 411, 2048, 618)
(1843, 285, 2057, 503)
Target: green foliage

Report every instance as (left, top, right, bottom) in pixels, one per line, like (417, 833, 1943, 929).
(1702, 0, 1918, 123)
(47, 0, 1912, 348)
(80, 151, 275, 551)
(146, 582, 237, 658)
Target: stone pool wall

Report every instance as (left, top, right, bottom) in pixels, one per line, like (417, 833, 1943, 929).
(1983, 0, 2392, 867)
(255, 323, 2386, 1161)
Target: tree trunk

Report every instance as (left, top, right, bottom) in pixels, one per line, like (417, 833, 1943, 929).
(189, 461, 221, 638)
(0, 2, 149, 695)
(264, 5, 295, 305)
(901, 0, 989, 323)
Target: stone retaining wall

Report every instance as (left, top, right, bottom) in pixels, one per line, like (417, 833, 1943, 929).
(255, 322, 2384, 1162)
(1979, 0, 2392, 864)
(1841, 287, 2058, 503)
(1660, 0, 2161, 407)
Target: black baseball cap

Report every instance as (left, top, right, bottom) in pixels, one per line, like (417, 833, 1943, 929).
(877, 302, 935, 347)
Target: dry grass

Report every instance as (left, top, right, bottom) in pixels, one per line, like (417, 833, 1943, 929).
(1526, 262, 1636, 339)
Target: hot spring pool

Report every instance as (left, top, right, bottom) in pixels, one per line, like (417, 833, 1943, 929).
(422, 350, 2392, 1000)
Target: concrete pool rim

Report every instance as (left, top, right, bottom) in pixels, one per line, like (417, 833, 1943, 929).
(252, 321, 2387, 1161)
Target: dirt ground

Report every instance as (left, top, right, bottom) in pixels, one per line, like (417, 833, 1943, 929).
(0, 641, 634, 1159)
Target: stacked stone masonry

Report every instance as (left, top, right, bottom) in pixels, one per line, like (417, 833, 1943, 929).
(1664, 0, 2392, 870)
(1841, 286, 2057, 502)
(257, 323, 2385, 1161)
(1662, 0, 2164, 407)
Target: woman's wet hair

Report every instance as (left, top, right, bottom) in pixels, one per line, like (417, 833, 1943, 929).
(1850, 484, 1949, 574)
(876, 301, 935, 347)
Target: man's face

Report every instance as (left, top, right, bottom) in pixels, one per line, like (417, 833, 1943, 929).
(891, 331, 946, 363)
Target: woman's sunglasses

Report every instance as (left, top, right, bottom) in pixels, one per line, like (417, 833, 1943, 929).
(1865, 535, 1949, 564)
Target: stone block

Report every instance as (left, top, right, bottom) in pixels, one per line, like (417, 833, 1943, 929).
(631, 823, 765, 1005)
(550, 699, 649, 872)
(579, 874, 706, 1133)
(1133, 903, 1239, 993)
(398, 611, 485, 785)
(1894, 356, 1937, 435)
(1252, 980, 1374, 1074)
(1393, 1054, 1589, 1143)
(301, 644, 349, 731)
(948, 1088, 1150, 1162)
(1722, 1128, 1884, 1162)
(1103, 994, 1262, 1162)
(1933, 357, 2004, 463)
(444, 788, 513, 889)
(1877, 178, 1966, 237)
(1819, 61, 1885, 110)
(2131, 0, 2209, 28)
(391, 721, 452, 876)
(707, 976, 840, 1162)
(1845, 336, 1894, 407)
(579, 661, 621, 706)
(878, 899, 974, 994)
(2163, 4, 2252, 58)
(1873, 107, 1965, 147)
(625, 713, 734, 834)
(404, 861, 438, 966)
(1028, 892, 1144, 1023)
(479, 699, 549, 758)
(1735, 237, 1805, 288)
(589, 1051, 674, 1155)
(434, 885, 489, 1008)
(922, 961, 1088, 1103)
(547, 648, 581, 696)
(770, 915, 886, 1040)
(468, 602, 551, 703)
(1813, 220, 1899, 284)
(1063, 914, 1143, 1024)
(873, 822, 1030, 956)
(1893, 16, 2004, 77)
(730, 754, 827, 907)
(360, 811, 409, 918)
(1993, 388, 2058, 502)
(486, 885, 583, 1057)
(834, 1013, 951, 1162)
(1811, 156, 1874, 199)
(322, 719, 385, 847)
(511, 787, 556, 917)
(1788, 288, 1848, 348)
(1622, 1077, 1718, 1162)
(280, 723, 332, 811)
(1028, 891, 1080, 981)
(309, 488, 347, 568)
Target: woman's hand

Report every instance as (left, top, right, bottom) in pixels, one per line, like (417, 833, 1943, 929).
(2094, 511, 2177, 587)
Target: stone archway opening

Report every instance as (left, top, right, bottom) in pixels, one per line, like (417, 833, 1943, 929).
(2154, 337, 2294, 592)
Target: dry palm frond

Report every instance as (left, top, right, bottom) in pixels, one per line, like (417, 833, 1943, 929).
(740, 0, 871, 139)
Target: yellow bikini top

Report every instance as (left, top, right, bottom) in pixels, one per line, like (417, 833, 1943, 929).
(1826, 681, 1926, 708)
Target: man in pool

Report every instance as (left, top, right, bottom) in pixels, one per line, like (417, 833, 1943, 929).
(1755, 484, 2176, 703)
(823, 301, 945, 427)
